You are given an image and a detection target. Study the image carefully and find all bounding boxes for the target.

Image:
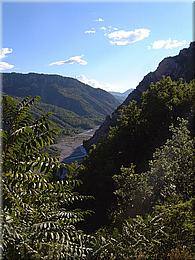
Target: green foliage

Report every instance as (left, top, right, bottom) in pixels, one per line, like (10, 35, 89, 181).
(142, 77, 192, 120)
(112, 118, 194, 221)
(154, 200, 194, 253)
(92, 200, 194, 259)
(80, 77, 194, 230)
(112, 165, 152, 222)
(167, 246, 194, 260)
(33, 101, 102, 134)
(92, 118, 194, 259)
(92, 213, 168, 259)
(1, 96, 93, 259)
(147, 118, 194, 202)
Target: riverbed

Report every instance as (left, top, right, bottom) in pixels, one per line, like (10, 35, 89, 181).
(52, 127, 98, 163)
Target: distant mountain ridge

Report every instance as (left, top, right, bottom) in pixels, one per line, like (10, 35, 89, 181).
(85, 42, 195, 148)
(2, 72, 119, 131)
(109, 89, 133, 103)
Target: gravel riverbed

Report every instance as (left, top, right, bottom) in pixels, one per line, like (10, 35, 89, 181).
(52, 127, 98, 162)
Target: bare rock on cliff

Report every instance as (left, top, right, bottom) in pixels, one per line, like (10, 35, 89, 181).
(85, 42, 195, 149)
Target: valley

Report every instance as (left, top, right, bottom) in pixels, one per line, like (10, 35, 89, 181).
(52, 126, 99, 162)
(2, 3, 194, 256)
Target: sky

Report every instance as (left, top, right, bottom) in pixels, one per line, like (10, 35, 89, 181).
(1, 2, 193, 92)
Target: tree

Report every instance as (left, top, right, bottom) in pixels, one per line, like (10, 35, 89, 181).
(112, 164, 152, 223)
(1, 96, 92, 259)
(147, 118, 194, 203)
(92, 118, 194, 259)
(80, 78, 194, 230)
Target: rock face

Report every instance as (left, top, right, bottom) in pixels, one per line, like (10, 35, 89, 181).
(85, 42, 195, 149)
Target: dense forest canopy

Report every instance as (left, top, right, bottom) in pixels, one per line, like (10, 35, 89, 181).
(2, 75, 194, 259)
(80, 77, 194, 231)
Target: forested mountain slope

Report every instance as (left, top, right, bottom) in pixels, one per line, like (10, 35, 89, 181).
(85, 42, 195, 148)
(2, 72, 119, 131)
(80, 77, 194, 231)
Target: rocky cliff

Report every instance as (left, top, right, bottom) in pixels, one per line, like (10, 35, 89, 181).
(85, 42, 195, 149)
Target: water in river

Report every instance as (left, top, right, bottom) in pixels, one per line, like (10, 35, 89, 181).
(52, 126, 98, 163)
(62, 144, 87, 164)
(53, 127, 98, 179)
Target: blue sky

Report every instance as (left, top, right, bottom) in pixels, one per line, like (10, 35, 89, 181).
(1, 2, 193, 92)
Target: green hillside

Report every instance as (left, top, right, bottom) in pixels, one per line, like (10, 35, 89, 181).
(80, 77, 194, 231)
(33, 101, 101, 134)
(2, 72, 119, 132)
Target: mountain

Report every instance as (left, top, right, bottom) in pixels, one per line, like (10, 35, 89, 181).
(2, 72, 119, 132)
(85, 42, 195, 148)
(109, 89, 133, 103)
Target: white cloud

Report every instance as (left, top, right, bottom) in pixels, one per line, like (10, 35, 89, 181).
(109, 40, 131, 46)
(95, 17, 104, 22)
(84, 28, 96, 34)
(0, 47, 14, 71)
(49, 55, 87, 66)
(49, 60, 65, 66)
(76, 75, 114, 91)
(149, 39, 189, 49)
(0, 48, 13, 59)
(106, 28, 150, 46)
(0, 61, 14, 71)
(100, 26, 118, 32)
(100, 26, 107, 31)
(107, 25, 118, 31)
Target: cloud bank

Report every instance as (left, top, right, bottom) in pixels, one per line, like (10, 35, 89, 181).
(76, 75, 114, 92)
(49, 55, 87, 66)
(100, 26, 118, 32)
(100, 26, 107, 31)
(0, 48, 13, 59)
(95, 17, 104, 22)
(0, 61, 14, 71)
(84, 28, 96, 34)
(106, 28, 150, 46)
(0, 47, 14, 71)
(149, 39, 188, 49)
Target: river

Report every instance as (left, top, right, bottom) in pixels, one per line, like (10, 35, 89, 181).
(52, 127, 98, 163)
